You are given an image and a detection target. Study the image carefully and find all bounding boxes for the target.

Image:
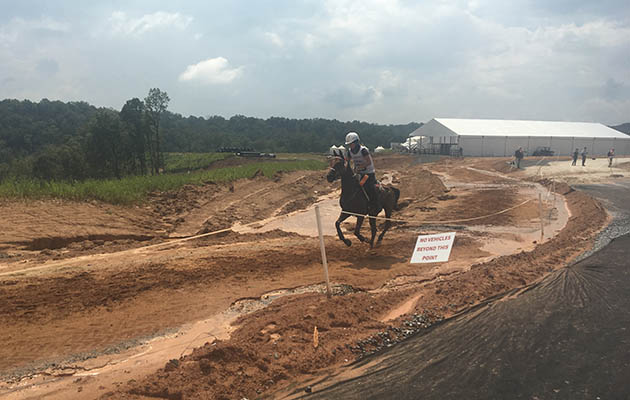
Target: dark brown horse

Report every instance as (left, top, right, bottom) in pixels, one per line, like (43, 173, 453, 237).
(326, 151, 400, 248)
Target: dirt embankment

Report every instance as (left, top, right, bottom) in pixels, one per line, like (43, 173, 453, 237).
(0, 155, 607, 400)
(106, 162, 606, 400)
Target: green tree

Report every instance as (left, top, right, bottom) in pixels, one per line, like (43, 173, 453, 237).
(86, 110, 126, 179)
(144, 88, 170, 174)
(120, 98, 148, 175)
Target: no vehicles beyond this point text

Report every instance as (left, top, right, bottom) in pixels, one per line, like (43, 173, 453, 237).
(410, 232, 456, 263)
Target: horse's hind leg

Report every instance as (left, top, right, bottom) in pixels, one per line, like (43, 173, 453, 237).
(353, 216, 369, 243)
(336, 212, 352, 247)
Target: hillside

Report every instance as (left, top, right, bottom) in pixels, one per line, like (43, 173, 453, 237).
(0, 98, 420, 181)
(611, 122, 630, 135)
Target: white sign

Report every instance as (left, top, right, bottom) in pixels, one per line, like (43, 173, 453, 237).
(410, 232, 456, 263)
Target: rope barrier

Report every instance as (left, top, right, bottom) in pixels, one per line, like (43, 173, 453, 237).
(335, 198, 534, 225)
(0, 211, 301, 277)
(135, 210, 301, 251)
(132, 194, 536, 254)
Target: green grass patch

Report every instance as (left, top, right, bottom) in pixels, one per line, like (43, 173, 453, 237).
(0, 159, 326, 205)
(274, 152, 328, 162)
(164, 152, 232, 172)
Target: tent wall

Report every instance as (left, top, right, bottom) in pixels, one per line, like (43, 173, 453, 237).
(458, 136, 481, 156)
(456, 135, 630, 157)
(428, 135, 459, 144)
(593, 138, 619, 155)
(548, 137, 572, 156)
(413, 118, 630, 157)
(505, 137, 531, 156)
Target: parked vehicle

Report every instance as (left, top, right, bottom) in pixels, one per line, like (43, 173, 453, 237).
(236, 151, 261, 157)
(236, 151, 276, 158)
(532, 146, 554, 156)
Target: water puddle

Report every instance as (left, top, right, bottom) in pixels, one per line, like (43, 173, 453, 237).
(470, 184, 569, 259)
(232, 192, 342, 237)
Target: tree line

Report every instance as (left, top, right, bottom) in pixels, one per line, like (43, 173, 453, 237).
(0, 93, 420, 182)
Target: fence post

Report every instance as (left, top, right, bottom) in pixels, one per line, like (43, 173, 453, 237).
(538, 193, 544, 242)
(315, 205, 332, 298)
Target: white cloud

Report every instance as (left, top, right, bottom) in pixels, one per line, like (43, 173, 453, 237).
(302, 33, 320, 50)
(178, 57, 244, 84)
(16, 16, 70, 33)
(265, 32, 284, 47)
(379, 70, 400, 88)
(108, 11, 192, 36)
(0, 16, 69, 45)
(1, 2, 628, 124)
(324, 83, 381, 108)
(536, 20, 630, 50)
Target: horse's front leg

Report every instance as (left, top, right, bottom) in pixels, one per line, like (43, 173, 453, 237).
(336, 212, 352, 247)
(368, 214, 377, 248)
(353, 216, 368, 243)
(377, 205, 393, 246)
(376, 219, 390, 246)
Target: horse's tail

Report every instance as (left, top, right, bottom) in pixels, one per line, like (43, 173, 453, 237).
(392, 186, 400, 211)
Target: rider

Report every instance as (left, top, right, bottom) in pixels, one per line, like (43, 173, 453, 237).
(344, 131, 378, 210)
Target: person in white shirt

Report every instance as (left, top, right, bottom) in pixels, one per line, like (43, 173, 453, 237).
(344, 132, 378, 210)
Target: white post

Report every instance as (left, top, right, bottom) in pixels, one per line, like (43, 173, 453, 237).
(538, 193, 544, 242)
(551, 180, 556, 223)
(315, 205, 332, 298)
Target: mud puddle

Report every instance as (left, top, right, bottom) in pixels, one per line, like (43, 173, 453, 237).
(368, 183, 570, 305)
(232, 192, 342, 237)
(0, 283, 357, 399)
(473, 185, 568, 258)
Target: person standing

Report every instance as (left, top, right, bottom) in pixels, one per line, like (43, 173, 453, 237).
(572, 148, 579, 166)
(608, 148, 615, 167)
(514, 147, 524, 169)
(581, 147, 588, 166)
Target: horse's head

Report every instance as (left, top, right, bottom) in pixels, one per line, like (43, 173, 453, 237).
(326, 156, 344, 182)
(326, 149, 348, 183)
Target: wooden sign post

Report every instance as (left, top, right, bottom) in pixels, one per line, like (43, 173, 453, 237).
(315, 205, 332, 298)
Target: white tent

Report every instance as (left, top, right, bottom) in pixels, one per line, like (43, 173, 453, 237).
(329, 145, 348, 157)
(374, 146, 386, 153)
(401, 135, 428, 152)
(409, 118, 630, 157)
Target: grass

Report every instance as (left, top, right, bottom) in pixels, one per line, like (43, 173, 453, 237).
(274, 153, 328, 162)
(0, 159, 326, 205)
(163, 152, 232, 172)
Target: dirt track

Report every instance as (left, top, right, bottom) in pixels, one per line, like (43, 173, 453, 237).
(0, 155, 611, 399)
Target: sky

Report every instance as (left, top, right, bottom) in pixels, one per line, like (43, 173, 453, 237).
(1, 0, 629, 125)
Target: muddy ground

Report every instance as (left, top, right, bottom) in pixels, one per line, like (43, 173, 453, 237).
(0, 154, 612, 399)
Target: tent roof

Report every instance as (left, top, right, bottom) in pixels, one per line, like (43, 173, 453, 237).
(410, 118, 629, 139)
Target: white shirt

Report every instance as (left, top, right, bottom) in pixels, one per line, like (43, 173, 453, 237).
(348, 145, 375, 174)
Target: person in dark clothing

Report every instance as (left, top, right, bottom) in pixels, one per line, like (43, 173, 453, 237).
(581, 147, 588, 166)
(572, 148, 579, 166)
(608, 148, 615, 167)
(514, 147, 524, 169)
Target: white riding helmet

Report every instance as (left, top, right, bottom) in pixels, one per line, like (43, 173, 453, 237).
(345, 132, 360, 145)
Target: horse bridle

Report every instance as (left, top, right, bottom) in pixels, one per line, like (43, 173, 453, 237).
(328, 156, 346, 179)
